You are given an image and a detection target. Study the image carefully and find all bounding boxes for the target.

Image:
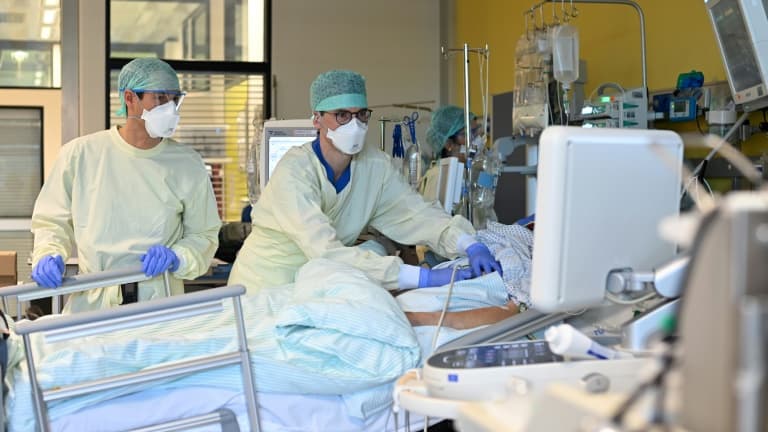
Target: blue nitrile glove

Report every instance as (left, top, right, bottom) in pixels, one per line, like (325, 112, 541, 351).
(140, 245, 180, 277)
(515, 213, 536, 227)
(418, 266, 473, 288)
(466, 243, 503, 278)
(31, 255, 65, 288)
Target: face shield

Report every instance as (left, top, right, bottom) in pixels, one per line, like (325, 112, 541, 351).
(135, 90, 187, 112)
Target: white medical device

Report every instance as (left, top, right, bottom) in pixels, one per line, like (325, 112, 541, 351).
(531, 126, 683, 312)
(421, 156, 464, 214)
(259, 119, 317, 191)
(399, 340, 651, 419)
(394, 127, 682, 420)
(706, 0, 768, 111)
(423, 341, 562, 403)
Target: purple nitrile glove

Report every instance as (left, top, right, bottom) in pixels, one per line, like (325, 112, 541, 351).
(31, 255, 65, 288)
(418, 266, 473, 288)
(466, 243, 503, 278)
(140, 245, 180, 277)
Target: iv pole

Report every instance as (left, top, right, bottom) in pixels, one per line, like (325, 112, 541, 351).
(441, 43, 490, 224)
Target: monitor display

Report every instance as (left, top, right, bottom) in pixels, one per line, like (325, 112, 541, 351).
(530, 127, 683, 313)
(420, 157, 463, 214)
(259, 119, 317, 191)
(707, 0, 768, 109)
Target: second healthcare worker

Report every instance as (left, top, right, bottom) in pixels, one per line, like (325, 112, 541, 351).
(229, 69, 502, 293)
(30, 58, 221, 312)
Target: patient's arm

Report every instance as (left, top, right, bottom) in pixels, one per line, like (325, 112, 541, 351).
(405, 301, 519, 329)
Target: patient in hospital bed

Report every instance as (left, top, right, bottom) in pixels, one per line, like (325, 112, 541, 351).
(399, 221, 534, 329)
(1, 222, 532, 431)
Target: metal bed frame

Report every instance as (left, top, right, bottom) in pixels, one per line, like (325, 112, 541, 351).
(0, 266, 260, 432)
(2, 266, 173, 317)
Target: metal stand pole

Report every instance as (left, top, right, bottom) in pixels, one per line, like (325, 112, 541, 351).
(463, 43, 474, 223)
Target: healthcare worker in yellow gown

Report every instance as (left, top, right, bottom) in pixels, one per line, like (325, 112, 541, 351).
(229, 70, 502, 293)
(30, 58, 221, 312)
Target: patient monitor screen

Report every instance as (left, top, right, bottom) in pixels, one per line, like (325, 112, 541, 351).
(530, 126, 683, 313)
(267, 135, 311, 179)
(260, 121, 316, 190)
(709, 0, 763, 93)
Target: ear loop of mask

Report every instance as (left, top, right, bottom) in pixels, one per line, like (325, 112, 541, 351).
(126, 91, 144, 120)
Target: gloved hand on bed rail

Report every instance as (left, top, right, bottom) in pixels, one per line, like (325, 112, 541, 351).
(31, 254, 65, 288)
(141, 245, 180, 277)
(418, 266, 473, 288)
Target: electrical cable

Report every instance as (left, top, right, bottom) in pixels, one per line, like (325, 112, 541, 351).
(430, 264, 463, 353)
(691, 111, 750, 178)
(605, 290, 658, 306)
(702, 134, 763, 187)
(586, 81, 625, 103)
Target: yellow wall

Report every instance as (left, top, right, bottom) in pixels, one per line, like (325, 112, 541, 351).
(454, 0, 768, 160)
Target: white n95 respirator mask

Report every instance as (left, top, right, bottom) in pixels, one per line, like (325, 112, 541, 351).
(141, 101, 180, 138)
(326, 119, 368, 155)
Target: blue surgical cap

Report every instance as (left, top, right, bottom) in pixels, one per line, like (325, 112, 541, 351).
(310, 70, 368, 111)
(426, 105, 467, 153)
(116, 58, 181, 116)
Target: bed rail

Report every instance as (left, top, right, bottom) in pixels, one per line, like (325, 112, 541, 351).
(1, 265, 171, 316)
(14, 283, 260, 432)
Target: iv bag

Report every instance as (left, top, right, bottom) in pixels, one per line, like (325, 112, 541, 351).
(552, 24, 579, 88)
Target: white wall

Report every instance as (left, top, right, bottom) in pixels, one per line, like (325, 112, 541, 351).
(272, 0, 447, 155)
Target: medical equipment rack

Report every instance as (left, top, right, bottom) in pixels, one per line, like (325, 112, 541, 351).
(1, 267, 260, 432)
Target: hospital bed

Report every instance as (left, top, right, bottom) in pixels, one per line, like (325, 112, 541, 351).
(0, 265, 453, 432)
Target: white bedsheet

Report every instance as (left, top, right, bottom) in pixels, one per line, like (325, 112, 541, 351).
(49, 385, 436, 432)
(6, 260, 510, 431)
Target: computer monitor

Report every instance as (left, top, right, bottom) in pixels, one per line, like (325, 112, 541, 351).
(706, 0, 768, 111)
(530, 126, 683, 313)
(420, 157, 464, 214)
(259, 119, 317, 191)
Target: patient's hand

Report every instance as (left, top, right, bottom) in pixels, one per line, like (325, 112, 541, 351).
(405, 301, 519, 329)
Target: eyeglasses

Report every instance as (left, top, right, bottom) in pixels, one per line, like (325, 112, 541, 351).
(321, 109, 373, 125)
(134, 91, 186, 110)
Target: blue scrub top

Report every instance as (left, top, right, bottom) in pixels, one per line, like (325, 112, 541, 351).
(312, 138, 351, 193)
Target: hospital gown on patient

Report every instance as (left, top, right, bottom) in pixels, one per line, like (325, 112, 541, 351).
(433, 221, 534, 307)
(476, 221, 534, 307)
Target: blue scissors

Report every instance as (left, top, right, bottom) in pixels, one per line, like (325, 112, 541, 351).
(403, 112, 419, 144)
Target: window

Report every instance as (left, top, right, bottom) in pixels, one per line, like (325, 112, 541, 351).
(110, 0, 264, 62)
(0, 107, 43, 217)
(0, 1, 61, 88)
(109, 0, 270, 222)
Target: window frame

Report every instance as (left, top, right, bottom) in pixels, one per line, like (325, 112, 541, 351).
(0, 105, 44, 218)
(105, 0, 272, 124)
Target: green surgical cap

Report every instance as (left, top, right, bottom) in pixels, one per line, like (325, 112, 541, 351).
(116, 58, 181, 116)
(310, 70, 368, 111)
(426, 105, 467, 153)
